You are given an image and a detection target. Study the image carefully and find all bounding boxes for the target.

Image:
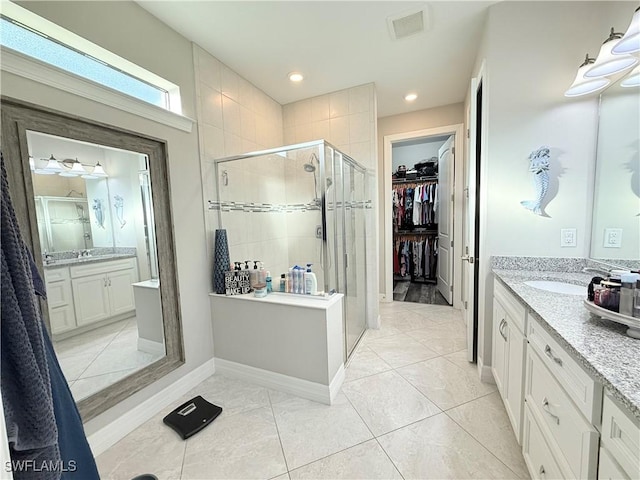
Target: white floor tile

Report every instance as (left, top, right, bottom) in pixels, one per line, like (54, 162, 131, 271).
(271, 393, 372, 470)
(405, 320, 468, 355)
(366, 333, 439, 368)
(378, 413, 519, 479)
(447, 392, 530, 478)
(344, 346, 392, 383)
(96, 411, 186, 480)
(289, 439, 402, 480)
(181, 406, 287, 479)
(342, 370, 440, 436)
(397, 357, 496, 410)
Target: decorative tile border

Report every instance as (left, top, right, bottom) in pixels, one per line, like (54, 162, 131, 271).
(207, 200, 372, 213)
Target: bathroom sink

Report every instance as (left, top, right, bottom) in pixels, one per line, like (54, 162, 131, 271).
(524, 280, 585, 296)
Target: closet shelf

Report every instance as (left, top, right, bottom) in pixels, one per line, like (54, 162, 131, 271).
(392, 176, 437, 185)
(395, 229, 437, 235)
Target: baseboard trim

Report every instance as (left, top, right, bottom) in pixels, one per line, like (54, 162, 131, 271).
(87, 358, 215, 456)
(214, 358, 344, 405)
(477, 357, 496, 384)
(137, 337, 165, 356)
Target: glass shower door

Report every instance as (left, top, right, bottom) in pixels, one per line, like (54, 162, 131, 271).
(336, 153, 367, 358)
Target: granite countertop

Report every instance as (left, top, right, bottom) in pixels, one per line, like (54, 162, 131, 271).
(493, 268, 640, 420)
(44, 253, 136, 268)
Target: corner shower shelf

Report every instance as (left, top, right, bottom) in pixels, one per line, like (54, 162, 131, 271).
(583, 300, 640, 339)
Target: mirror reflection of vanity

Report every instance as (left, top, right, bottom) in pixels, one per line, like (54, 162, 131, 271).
(591, 68, 640, 269)
(1, 97, 184, 421)
(28, 131, 164, 402)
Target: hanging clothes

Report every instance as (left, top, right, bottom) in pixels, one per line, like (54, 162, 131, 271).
(393, 235, 438, 282)
(392, 181, 438, 230)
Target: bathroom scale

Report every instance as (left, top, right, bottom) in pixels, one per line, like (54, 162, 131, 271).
(162, 396, 222, 440)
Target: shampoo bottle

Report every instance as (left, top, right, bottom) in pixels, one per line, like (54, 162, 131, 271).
(280, 273, 286, 292)
(304, 264, 317, 295)
(296, 266, 304, 294)
(287, 268, 293, 293)
(265, 271, 272, 293)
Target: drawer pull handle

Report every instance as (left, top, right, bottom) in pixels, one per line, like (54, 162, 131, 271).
(542, 397, 560, 425)
(544, 345, 563, 366)
(539, 465, 545, 476)
(499, 319, 507, 341)
(103, 278, 107, 287)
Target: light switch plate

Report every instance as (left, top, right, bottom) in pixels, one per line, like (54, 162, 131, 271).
(560, 228, 577, 247)
(604, 228, 622, 248)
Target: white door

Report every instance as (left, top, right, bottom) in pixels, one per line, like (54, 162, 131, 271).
(437, 136, 455, 304)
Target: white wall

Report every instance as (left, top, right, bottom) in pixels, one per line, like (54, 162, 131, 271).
(471, 1, 632, 370)
(391, 138, 447, 172)
(5, 0, 213, 436)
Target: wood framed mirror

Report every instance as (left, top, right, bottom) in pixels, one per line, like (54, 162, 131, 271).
(1, 96, 184, 421)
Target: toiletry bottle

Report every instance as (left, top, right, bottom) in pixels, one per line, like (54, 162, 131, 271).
(280, 273, 286, 292)
(296, 266, 304, 294)
(620, 273, 636, 316)
(250, 261, 259, 288)
(259, 262, 267, 284)
(633, 280, 640, 318)
(304, 264, 318, 295)
(266, 271, 272, 293)
(287, 268, 293, 293)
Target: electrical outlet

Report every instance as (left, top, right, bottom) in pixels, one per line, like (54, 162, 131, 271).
(604, 228, 622, 248)
(560, 228, 577, 247)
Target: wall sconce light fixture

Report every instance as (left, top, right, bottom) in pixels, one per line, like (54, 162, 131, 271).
(612, 6, 640, 55)
(564, 54, 610, 97)
(585, 28, 639, 78)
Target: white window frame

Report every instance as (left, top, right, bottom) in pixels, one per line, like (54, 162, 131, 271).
(0, 2, 193, 132)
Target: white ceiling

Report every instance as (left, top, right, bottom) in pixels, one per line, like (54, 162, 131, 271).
(137, 1, 495, 118)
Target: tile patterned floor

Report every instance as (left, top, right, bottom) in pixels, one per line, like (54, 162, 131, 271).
(54, 317, 164, 402)
(96, 302, 529, 479)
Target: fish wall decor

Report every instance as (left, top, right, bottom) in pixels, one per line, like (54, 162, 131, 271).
(521, 146, 551, 216)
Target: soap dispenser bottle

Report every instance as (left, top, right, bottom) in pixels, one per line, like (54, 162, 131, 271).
(250, 261, 259, 288)
(304, 264, 318, 295)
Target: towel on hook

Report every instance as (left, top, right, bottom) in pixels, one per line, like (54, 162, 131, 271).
(1, 152, 61, 479)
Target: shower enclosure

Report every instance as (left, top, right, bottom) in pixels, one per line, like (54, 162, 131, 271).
(209, 140, 370, 359)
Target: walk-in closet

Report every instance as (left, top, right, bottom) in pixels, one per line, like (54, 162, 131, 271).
(391, 135, 454, 305)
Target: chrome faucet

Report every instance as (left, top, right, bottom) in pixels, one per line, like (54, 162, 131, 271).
(43, 252, 55, 265)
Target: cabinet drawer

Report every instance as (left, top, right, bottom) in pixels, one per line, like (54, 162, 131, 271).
(44, 267, 70, 283)
(598, 447, 630, 480)
(526, 346, 599, 479)
(523, 403, 566, 480)
(46, 279, 72, 309)
(495, 279, 527, 334)
(49, 306, 76, 334)
(528, 316, 603, 423)
(70, 258, 136, 278)
(601, 392, 640, 478)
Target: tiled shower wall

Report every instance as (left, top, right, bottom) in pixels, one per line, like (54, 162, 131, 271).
(282, 84, 379, 327)
(193, 44, 287, 278)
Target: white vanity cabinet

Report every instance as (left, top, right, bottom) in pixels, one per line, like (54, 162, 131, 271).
(599, 392, 640, 480)
(524, 316, 602, 479)
(44, 266, 77, 334)
(70, 258, 138, 327)
(492, 280, 527, 444)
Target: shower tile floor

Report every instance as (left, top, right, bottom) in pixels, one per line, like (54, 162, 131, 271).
(96, 302, 529, 479)
(54, 317, 164, 402)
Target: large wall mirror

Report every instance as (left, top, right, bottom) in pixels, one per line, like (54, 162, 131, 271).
(591, 69, 640, 269)
(1, 97, 184, 421)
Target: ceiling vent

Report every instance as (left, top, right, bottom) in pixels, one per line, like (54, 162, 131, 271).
(387, 7, 428, 40)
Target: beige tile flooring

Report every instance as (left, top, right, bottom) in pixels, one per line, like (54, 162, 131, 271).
(96, 301, 529, 479)
(54, 317, 164, 402)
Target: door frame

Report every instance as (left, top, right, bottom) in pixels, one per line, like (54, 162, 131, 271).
(382, 123, 464, 308)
